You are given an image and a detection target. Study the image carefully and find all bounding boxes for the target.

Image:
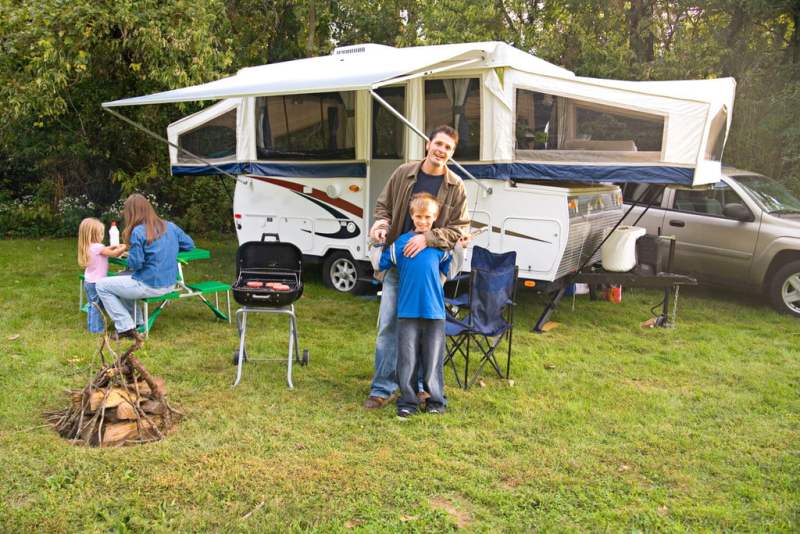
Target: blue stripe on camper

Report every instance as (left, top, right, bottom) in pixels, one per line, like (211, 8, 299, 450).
(173, 161, 693, 185)
(453, 163, 695, 185)
(172, 163, 251, 176)
(172, 162, 367, 178)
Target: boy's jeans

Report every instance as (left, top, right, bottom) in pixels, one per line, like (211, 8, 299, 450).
(396, 318, 446, 413)
(369, 269, 400, 398)
(95, 275, 174, 333)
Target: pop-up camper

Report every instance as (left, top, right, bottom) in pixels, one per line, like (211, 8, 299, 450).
(103, 42, 735, 293)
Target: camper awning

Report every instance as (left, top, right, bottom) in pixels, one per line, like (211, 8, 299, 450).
(104, 42, 537, 108)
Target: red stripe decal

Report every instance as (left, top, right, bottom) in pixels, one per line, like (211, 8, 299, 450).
(252, 177, 363, 218)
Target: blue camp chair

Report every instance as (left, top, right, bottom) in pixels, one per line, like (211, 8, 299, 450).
(444, 246, 518, 389)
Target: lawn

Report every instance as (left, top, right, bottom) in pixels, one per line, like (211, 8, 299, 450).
(0, 238, 798, 532)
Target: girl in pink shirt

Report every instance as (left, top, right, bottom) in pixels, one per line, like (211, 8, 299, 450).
(78, 218, 127, 333)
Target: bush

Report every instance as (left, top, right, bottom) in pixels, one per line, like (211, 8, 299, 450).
(0, 196, 57, 237)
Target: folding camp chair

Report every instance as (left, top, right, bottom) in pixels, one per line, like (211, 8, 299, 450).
(444, 246, 518, 389)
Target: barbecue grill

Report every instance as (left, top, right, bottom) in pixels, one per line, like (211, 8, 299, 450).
(232, 233, 308, 388)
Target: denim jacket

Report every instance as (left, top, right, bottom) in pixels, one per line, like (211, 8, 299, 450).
(128, 222, 194, 288)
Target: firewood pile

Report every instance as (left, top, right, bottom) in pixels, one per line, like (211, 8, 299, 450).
(46, 325, 181, 447)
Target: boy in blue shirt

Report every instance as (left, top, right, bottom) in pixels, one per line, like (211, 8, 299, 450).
(379, 193, 452, 418)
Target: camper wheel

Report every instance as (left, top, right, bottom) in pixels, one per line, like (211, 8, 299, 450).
(323, 251, 369, 294)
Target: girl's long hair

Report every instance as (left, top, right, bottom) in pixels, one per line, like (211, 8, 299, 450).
(122, 194, 166, 244)
(78, 218, 104, 268)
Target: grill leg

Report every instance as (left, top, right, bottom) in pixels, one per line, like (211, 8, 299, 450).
(287, 309, 295, 390)
(234, 309, 247, 387)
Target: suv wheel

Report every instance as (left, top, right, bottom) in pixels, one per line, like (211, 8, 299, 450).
(769, 259, 800, 317)
(322, 251, 370, 294)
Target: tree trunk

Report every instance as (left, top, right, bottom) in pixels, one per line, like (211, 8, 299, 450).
(628, 0, 655, 63)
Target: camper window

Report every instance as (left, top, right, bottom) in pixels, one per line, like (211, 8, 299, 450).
(515, 89, 664, 162)
(255, 92, 356, 160)
(177, 109, 237, 163)
(424, 78, 480, 160)
(372, 86, 406, 159)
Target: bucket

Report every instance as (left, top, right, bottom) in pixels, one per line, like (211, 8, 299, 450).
(601, 226, 647, 272)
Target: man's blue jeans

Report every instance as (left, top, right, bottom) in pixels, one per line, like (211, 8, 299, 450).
(369, 269, 399, 398)
(95, 275, 174, 333)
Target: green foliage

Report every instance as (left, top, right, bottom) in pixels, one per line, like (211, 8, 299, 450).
(1, 0, 799, 233)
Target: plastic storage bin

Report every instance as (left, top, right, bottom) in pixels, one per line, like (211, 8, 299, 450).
(601, 226, 647, 272)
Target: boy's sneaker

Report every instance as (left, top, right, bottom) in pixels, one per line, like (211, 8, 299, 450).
(427, 406, 446, 415)
(396, 408, 414, 420)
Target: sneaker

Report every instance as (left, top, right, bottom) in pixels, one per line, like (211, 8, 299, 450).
(396, 408, 414, 420)
(427, 406, 446, 415)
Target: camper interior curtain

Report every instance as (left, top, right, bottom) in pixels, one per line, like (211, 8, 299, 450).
(443, 79, 471, 141)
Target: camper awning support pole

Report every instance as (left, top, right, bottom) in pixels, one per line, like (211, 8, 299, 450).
(369, 89, 492, 196)
(102, 106, 248, 185)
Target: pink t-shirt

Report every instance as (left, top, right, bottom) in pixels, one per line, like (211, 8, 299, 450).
(84, 243, 109, 283)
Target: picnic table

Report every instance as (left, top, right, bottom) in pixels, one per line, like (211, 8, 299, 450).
(107, 248, 231, 335)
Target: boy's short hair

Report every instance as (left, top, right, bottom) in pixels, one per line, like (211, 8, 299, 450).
(429, 125, 459, 144)
(409, 192, 440, 215)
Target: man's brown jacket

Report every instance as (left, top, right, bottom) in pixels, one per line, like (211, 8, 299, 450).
(373, 161, 469, 249)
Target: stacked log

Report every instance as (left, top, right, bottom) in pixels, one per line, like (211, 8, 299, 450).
(47, 334, 180, 447)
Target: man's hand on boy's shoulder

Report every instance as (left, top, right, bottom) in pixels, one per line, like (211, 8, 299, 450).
(403, 233, 427, 258)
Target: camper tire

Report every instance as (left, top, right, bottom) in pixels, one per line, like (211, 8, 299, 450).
(768, 259, 800, 318)
(322, 251, 370, 294)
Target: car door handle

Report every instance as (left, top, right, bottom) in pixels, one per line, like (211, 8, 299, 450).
(669, 219, 685, 228)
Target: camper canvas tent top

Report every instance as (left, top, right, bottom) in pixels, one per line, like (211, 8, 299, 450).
(104, 41, 735, 187)
(102, 41, 736, 292)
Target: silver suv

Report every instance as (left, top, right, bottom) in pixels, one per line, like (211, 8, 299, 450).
(622, 168, 800, 317)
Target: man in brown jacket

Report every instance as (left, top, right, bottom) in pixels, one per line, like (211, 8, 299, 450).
(364, 125, 469, 409)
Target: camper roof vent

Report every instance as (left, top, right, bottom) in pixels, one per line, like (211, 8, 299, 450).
(332, 43, 394, 56)
(334, 45, 366, 55)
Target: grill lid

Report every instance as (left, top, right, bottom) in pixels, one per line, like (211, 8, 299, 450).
(236, 233, 302, 276)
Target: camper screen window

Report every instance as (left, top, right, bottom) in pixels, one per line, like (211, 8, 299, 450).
(256, 93, 356, 160)
(372, 86, 406, 159)
(515, 89, 664, 158)
(424, 78, 480, 160)
(177, 109, 237, 162)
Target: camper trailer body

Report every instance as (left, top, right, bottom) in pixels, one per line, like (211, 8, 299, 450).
(106, 42, 735, 292)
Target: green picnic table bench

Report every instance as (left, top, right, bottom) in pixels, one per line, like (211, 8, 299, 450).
(80, 248, 231, 336)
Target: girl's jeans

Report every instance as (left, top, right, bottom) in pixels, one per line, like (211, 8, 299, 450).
(84, 282, 105, 333)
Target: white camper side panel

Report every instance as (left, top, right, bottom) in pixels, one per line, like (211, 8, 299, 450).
(482, 68, 514, 161)
(234, 176, 367, 261)
(461, 180, 569, 281)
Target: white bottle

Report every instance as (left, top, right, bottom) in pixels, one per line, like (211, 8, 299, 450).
(109, 221, 120, 246)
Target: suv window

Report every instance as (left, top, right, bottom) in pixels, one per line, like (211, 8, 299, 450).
(673, 183, 744, 217)
(621, 183, 663, 206)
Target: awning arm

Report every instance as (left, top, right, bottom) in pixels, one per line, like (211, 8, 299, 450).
(102, 107, 248, 185)
(371, 57, 483, 89)
(368, 89, 492, 195)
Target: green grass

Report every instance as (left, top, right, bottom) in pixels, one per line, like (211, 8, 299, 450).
(1, 238, 798, 532)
